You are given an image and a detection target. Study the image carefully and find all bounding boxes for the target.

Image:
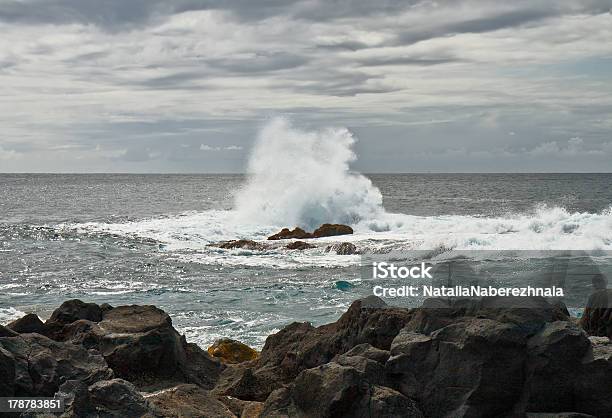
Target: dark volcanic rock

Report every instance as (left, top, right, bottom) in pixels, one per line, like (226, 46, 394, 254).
(7, 313, 48, 335)
(312, 223, 353, 238)
(47, 299, 104, 325)
(46, 302, 223, 390)
(268, 223, 353, 240)
(263, 362, 423, 418)
(388, 318, 527, 417)
(0, 332, 113, 396)
(325, 242, 358, 255)
(580, 289, 612, 338)
(286, 240, 315, 250)
(146, 384, 235, 417)
(216, 239, 266, 251)
(0, 325, 18, 338)
(58, 378, 153, 417)
(267, 227, 312, 240)
(88, 379, 151, 417)
(520, 321, 591, 413)
(0, 347, 15, 396)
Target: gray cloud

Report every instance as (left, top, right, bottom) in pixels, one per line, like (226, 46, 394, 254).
(0, 0, 611, 172)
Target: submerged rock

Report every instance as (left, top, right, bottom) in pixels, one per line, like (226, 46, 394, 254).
(286, 240, 315, 250)
(216, 240, 267, 251)
(325, 242, 358, 255)
(208, 338, 259, 364)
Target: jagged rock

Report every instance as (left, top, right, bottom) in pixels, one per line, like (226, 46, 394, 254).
(0, 324, 19, 337)
(388, 318, 527, 417)
(0, 332, 113, 396)
(146, 384, 235, 417)
(580, 289, 612, 338)
(267, 227, 311, 240)
(268, 224, 353, 240)
(48, 303, 223, 390)
(47, 299, 104, 326)
(325, 242, 358, 255)
(213, 363, 279, 402)
(573, 336, 612, 417)
(7, 313, 48, 335)
(217, 395, 264, 418)
(312, 223, 353, 238)
(265, 362, 423, 418)
(520, 321, 591, 413)
(216, 240, 266, 251)
(256, 296, 411, 385)
(88, 379, 152, 417)
(0, 347, 15, 396)
(208, 338, 259, 364)
(286, 241, 315, 250)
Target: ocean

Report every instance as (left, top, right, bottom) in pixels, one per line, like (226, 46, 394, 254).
(1, 172, 612, 348)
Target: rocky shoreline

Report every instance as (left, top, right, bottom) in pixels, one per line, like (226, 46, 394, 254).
(1, 293, 611, 417)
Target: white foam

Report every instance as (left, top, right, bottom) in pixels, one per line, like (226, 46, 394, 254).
(0, 307, 26, 324)
(233, 117, 384, 229)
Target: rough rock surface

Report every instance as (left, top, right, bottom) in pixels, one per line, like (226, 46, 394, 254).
(311, 223, 353, 238)
(267, 227, 311, 240)
(325, 242, 358, 255)
(3, 294, 612, 418)
(146, 384, 235, 417)
(7, 313, 47, 335)
(268, 224, 353, 240)
(286, 240, 315, 250)
(208, 338, 259, 364)
(0, 332, 113, 397)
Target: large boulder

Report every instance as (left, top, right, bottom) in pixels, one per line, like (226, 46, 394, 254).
(0, 347, 15, 396)
(580, 289, 612, 338)
(44, 302, 223, 390)
(208, 338, 259, 364)
(75, 305, 222, 388)
(58, 378, 153, 417)
(387, 318, 527, 417)
(47, 299, 105, 325)
(519, 321, 591, 413)
(257, 296, 411, 381)
(7, 313, 48, 335)
(0, 333, 113, 396)
(262, 362, 423, 418)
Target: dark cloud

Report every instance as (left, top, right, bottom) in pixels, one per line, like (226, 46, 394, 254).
(357, 56, 464, 67)
(206, 52, 308, 73)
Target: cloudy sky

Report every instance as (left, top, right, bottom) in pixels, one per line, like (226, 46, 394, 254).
(0, 0, 611, 173)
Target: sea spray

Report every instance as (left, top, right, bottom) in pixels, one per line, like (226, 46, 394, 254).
(233, 117, 384, 229)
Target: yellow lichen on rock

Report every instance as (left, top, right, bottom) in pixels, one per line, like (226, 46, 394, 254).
(207, 338, 259, 364)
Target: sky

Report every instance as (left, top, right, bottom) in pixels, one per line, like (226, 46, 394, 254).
(0, 0, 611, 173)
